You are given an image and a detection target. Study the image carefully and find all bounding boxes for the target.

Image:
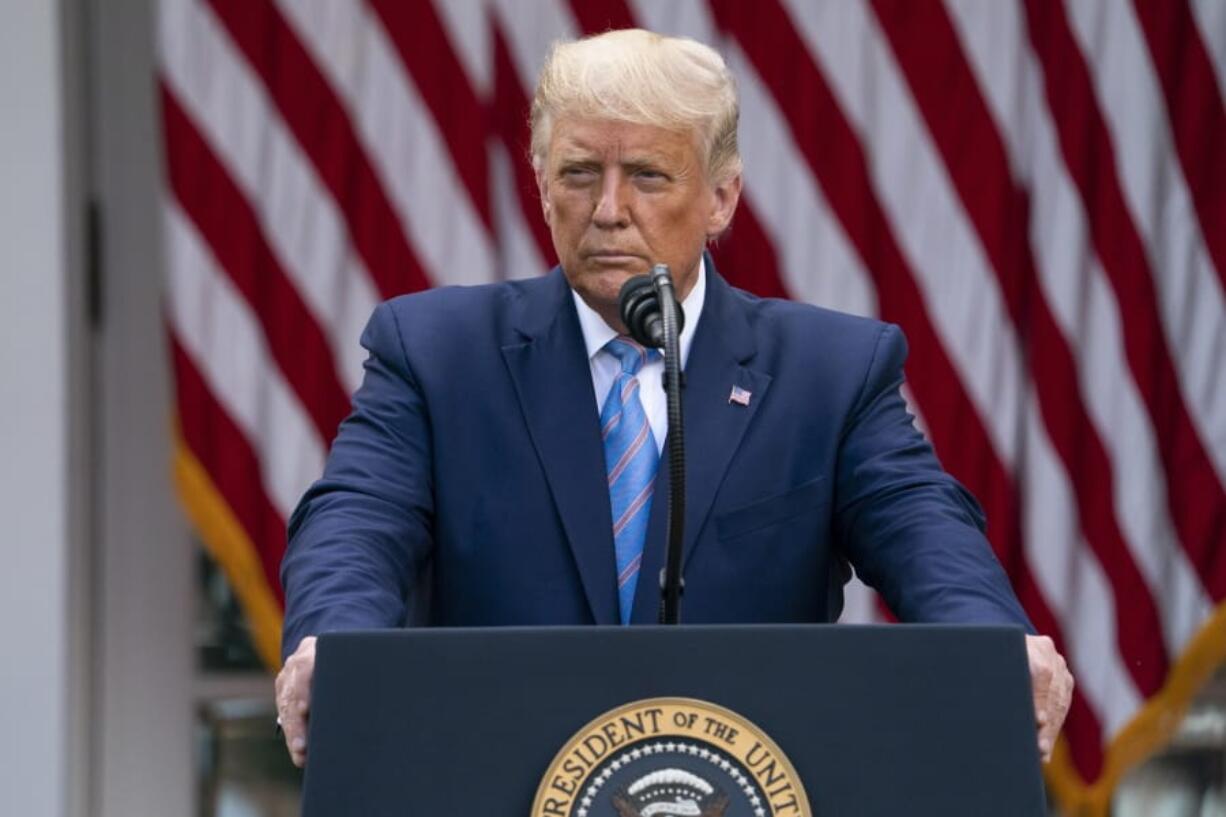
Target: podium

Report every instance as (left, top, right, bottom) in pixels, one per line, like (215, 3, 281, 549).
(302, 624, 1046, 816)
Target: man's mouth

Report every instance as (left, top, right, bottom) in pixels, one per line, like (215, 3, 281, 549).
(585, 250, 642, 263)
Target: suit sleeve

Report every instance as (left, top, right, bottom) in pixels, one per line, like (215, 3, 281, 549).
(280, 301, 434, 660)
(834, 323, 1033, 630)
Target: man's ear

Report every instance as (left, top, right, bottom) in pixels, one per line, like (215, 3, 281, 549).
(536, 164, 551, 223)
(706, 173, 743, 238)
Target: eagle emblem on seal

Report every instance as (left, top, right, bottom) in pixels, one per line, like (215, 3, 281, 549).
(532, 698, 809, 817)
(611, 769, 730, 817)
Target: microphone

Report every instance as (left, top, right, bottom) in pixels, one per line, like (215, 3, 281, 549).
(618, 273, 685, 348)
(618, 265, 687, 625)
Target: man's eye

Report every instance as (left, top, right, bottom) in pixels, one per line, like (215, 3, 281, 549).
(561, 166, 595, 179)
(635, 169, 668, 183)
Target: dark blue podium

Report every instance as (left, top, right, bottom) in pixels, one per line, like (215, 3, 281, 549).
(302, 624, 1045, 816)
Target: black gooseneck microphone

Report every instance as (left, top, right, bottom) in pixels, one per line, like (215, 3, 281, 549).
(618, 265, 686, 625)
(618, 273, 685, 347)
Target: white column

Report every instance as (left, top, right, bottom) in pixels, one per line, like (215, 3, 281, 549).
(0, 2, 195, 815)
(91, 1, 195, 816)
(0, 3, 75, 815)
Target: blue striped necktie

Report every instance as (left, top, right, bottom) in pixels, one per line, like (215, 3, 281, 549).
(600, 336, 660, 625)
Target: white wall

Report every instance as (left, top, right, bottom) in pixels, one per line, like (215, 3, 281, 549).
(0, 3, 76, 815)
(0, 2, 194, 815)
(90, 0, 196, 815)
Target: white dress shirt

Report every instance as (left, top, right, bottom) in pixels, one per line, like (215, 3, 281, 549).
(572, 259, 707, 454)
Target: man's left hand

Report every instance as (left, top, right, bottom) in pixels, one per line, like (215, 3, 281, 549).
(1025, 634, 1074, 763)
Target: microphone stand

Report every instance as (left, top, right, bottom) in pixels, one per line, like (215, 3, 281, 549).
(652, 265, 685, 625)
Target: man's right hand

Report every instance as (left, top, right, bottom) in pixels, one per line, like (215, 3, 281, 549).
(275, 635, 317, 767)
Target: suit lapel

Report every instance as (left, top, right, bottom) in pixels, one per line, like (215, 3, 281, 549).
(501, 270, 619, 625)
(631, 262, 772, 623)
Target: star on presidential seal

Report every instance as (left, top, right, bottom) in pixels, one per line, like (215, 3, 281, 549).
(533, 698, 810, 817)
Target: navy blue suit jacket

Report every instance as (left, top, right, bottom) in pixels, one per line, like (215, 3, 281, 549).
(281, 262, 1030, 657)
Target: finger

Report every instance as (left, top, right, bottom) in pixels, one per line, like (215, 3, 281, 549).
(286, 641, 318, 708)
(273, 670, 295, 737)
(1038, 677, 1074, 762)
(278, 638, 317, 765)
(1049, 670, 1074, 735)
(280, 699, 309, 761)
(1032, 675, 1053, 727)
(1023, 636, 1074, 764)
(1026, 638, 1054, 708)
(287, 662, 315, 744)
(1037, 688, 1055, 723)
(1038, 718, 1059, 761)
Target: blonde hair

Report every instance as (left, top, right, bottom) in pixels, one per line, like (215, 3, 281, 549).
(530, 29, 742, 184)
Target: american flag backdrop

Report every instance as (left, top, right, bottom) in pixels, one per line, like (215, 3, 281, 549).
(155, 0, 1226, 812)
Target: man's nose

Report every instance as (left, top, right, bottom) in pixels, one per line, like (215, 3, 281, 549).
(592, 172, 630, 228)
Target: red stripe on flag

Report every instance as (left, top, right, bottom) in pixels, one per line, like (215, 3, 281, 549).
(161, 85, 351, 445)
(366, 0, 493, 231)
(491, 24, 558, 267)
(707, 12, 1109, 780)
(873, 597, 897, 622)
(992, 503, 1106, 782)
(1132, 0, 1226, 292)
(1063, 681, 1106, 782)
(708, 201, 791, 299)
(709, 0, 1009, 560)
(567, 0, 637, 34)
(171, 333, 287, 606)
(873, 0, 1169, 696)
(569, 0, 793, 299)
(205, 0, 433, 300)
(1023, 0, 1226, 602)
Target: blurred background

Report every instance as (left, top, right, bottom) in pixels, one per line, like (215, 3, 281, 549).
(1, 0, 1223, 815)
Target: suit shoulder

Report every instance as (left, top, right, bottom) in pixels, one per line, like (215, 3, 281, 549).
(728, 286, 894, 352)
(376, 274, 550, 340)
(721, 286, 908, 421)
(380, 276, 541, 320)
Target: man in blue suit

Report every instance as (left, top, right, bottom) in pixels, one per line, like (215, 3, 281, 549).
(276, 29, 1072, 767)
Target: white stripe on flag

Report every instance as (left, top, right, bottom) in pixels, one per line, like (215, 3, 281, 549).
(1065, 0, 1226, 485)
(489, 0, 579, 92)
(275, 0, 497, 288)
(627, 0, 706, 36)
(946, 0, 1213, 662)
(433, 0, 494, 98)
(158, 0, 376, 394)
(1190, 0, 1226, 94)
(783, 0, 1026, 465)
(490, 142, 549, 280)
(788, 0, 1145, 734)
(730, 42, 879, 318)
(838, 573, 884, 625)
(631, 0, 879, 317)
(165, 202, 325, 518)
(899, 383, 930, 444)
(1020, 397, 1143, 739)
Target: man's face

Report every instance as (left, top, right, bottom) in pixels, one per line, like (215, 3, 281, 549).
(538, 117, 741, 326)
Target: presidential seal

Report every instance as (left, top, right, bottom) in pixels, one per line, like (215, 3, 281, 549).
(532, 698, 810, 817)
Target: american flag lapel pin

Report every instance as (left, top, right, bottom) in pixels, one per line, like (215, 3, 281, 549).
(729, 385, 752, 406)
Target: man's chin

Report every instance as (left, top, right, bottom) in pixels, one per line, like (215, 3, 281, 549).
(584, 263, 647, 294)
(567, 267, 644, 323)
(585, 253, 646, 268)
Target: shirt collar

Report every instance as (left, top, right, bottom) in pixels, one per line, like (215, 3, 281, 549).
(571, 256, 707, 366)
